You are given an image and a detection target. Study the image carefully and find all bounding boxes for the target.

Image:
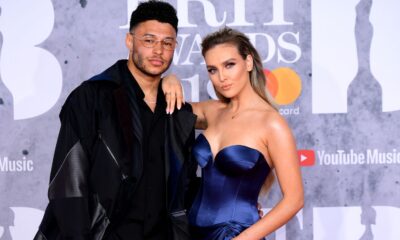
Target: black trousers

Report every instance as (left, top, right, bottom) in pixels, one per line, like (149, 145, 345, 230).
(103, 220, 167, 240)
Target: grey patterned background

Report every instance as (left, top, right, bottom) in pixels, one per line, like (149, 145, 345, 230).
(0, 0, 399, 239)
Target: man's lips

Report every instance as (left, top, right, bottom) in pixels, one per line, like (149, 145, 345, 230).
(148, 58, 164, 66)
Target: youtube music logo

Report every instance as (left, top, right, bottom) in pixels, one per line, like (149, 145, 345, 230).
(298, 150, 315, 166)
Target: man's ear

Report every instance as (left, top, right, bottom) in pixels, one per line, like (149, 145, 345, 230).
(126, 33, 133, 51)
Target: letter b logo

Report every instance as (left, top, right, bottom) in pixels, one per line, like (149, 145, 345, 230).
(0, 0, 62, 120)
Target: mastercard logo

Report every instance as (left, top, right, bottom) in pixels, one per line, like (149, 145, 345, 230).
(264, 67, 302, 105)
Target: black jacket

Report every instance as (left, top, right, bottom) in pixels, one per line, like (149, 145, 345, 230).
(34, 60, 198, 240)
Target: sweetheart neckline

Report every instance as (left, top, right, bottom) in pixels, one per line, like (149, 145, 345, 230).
(198, 133, 267, 163)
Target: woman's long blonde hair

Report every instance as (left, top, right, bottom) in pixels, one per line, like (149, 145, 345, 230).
(201, 27, 276, 193)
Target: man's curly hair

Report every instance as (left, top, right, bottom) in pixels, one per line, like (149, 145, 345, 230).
(129, 0, 178, 33)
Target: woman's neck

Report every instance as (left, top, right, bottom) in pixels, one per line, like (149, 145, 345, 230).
(228, 84, 262, 112)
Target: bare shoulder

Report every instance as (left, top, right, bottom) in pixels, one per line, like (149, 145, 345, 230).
(258, 106, 296, 147)
(198, 99, 226, 108)
(191, 99, 226, 114)
(265, 109, 288, 128)
(256, 106, 293, 137)
(191, 99, 227, 129)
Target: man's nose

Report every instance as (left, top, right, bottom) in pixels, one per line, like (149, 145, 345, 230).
(153, 41, 163, 54)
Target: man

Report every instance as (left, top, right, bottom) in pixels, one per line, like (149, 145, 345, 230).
(34, 1, 197, 239)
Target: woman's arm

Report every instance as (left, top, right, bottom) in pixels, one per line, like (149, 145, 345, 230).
(234, 114, 304, 240)
(191, 101, 208, 129)
(163, 74, 218, 130)
(162, 74, 185, 114)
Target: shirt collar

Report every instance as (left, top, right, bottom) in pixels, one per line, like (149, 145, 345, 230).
(121, 62, 166, 111)
(122, 63, 145, 100)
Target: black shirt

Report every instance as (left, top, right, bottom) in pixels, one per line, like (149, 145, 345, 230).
(113, 63, 167, 240)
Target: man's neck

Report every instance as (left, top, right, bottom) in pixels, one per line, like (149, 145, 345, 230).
(127, 60, 161, 95)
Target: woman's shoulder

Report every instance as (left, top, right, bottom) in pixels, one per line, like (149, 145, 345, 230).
(258, 105, 289, 131)
(251, 105, 294, 151)
(200, 99, 227, 106)
(190, 99, 227, 130)
(192, 99, 227, 112)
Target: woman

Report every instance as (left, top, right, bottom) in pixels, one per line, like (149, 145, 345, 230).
(186, 27, 304, 240)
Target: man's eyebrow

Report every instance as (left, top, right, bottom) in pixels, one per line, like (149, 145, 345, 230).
(142, 33, 175, 40)
(163, 37, 176, 40)
(142, 33, 156, 37)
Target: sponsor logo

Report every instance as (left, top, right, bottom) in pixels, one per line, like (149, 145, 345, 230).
(298, 149, 315, 166)
(0, 156, 34, 172)
(265, 67, 302, 116)
(317, 149, 400, 166)
(265, 67, 302, 105)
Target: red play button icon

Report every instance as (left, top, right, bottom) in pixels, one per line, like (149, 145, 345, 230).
(298, 150, 315, 166)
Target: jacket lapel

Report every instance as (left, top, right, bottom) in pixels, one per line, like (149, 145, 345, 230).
(113, 87, 135, 149)
(93, 60, 144, 180)
(165, 106, 197, 209)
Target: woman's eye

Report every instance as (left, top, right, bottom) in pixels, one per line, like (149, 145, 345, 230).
(207, 68, 216, 74)
(226, 62, 235, 68)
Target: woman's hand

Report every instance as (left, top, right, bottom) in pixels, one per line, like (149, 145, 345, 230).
(162, 74, 185, 114)
(257, 203, 264, 218)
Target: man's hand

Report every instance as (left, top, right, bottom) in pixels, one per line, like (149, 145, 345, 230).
(162, 74, 185, 114)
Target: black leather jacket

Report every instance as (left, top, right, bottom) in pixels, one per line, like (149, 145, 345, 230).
(33, 60, 198, 240)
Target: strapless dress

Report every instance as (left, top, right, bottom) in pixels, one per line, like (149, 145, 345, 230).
(188, 134, 271, 240)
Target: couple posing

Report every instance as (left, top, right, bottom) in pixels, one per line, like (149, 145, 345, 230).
(34, 1, 303, 240)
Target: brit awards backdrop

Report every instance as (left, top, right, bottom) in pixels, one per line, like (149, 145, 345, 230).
(0, 0, 399, 239)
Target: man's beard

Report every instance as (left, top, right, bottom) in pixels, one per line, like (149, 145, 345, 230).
(132, 52, 172, 77)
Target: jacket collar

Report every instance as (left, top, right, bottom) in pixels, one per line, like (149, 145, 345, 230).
(90, 60, 143, 146)
(89, 60, 143, 179)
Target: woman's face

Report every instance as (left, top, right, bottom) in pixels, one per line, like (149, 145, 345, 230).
(204, 43, 253, 99)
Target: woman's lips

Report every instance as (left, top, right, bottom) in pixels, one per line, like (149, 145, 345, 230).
(220, 83, 232, 91)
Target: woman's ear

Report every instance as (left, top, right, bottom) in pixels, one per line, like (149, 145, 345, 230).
(246, 55, 254, 71)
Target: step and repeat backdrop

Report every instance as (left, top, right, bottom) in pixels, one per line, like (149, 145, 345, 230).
(0, 0, 399, 239)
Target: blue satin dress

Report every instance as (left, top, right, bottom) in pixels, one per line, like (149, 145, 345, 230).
(189, 134, 271, 240)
